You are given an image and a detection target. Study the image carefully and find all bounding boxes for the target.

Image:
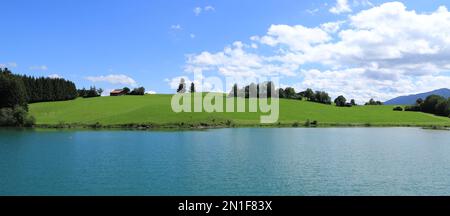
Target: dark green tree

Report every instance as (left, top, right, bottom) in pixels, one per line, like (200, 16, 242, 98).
(245, 83, 258, 98)
(421, 95, 445, 114)
(78, 88, 87, 97)
(176, 78, 186, 93)
(0, 106, 35, 127)
(278, 88, 286, 98)
(97, 88, 104, 96)
(435, 98, 450, 117)
(312, 91, 331, 104)
(393, 106, 403, 111)
(365, 98, 383, 105)
(85, 86, 101, 98)
(303, 88, 314, 100)
(123, 87, 131, 94)
(266, 81, 275, 98)
(233, 83, 238, 97)
(334, 95, 347, 107)
(0, 72, 27, 108)
(190, 82, 195, 93)
(1, 68, 77, 103)
(284, 87, 296, 99)
(416, 98, 424, 105)
(129, 87, 145, 95)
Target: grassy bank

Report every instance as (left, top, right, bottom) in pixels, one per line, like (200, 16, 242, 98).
(28, 94, 450, 128)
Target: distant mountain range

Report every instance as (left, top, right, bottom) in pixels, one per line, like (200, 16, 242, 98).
(384, 88, 450, 105)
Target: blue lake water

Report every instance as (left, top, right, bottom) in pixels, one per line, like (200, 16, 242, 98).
(0, 128, 449, 195)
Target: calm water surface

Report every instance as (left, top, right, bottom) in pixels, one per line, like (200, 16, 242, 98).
(0, 128, 449, 195)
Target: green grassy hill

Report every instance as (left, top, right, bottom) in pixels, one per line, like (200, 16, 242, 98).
(29, 94, 450, 128)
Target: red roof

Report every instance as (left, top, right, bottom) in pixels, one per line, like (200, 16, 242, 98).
(110, 89, 125, 94)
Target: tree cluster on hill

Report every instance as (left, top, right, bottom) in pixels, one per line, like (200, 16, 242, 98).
(129, 87, 145, 95)
(0, 106, 35, 127)
(0, 69, 28, 109)
(279, 87, 297, 99)
(227, 83, 335, 105)
(405, 95, 450, 118)
(79, 86, 146, 97)
(177, 78, 186, 93)
(1, 68, 77, 103)
(190, 82, 195, 93)
(77, 87, 103, 98)
(174, 79, 196, 93)
(393, 106, 403, 111)
(0, 69, 39, 126)
(298, 88, 314, 100)
(297, 88, 335, 105)
(365, 98, 383, 105)
(310, 91, 332, 104)
(228, 81, 276, 99)
(333, 95, 356, 107)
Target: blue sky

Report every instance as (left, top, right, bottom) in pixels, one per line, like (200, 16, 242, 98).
(1, 0, 450, 101)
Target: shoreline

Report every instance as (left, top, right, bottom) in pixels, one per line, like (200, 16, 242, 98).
(20, 122, 450, 130)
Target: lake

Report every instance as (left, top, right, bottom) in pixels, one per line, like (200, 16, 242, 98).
(0, 127, 449, 195)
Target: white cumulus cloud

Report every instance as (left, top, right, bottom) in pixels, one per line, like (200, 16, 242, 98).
(330, 0, 352, 14)
(86, 74, 137, 86)
(194, 5, 215, 16)
(353, 0, 373, 7)
(204, 5, 215, 12)
(145, 90, 157, 94)
(183, 2, 450, 102)
(320, 21, 345, 33)
(186, 41, 297, 78)
(252, 24, 331, 52)
(48, 74, 63, 79)
(29, 65, 48, 71)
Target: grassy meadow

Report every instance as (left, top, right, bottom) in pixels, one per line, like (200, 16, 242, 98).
(28, 94, 450, 128)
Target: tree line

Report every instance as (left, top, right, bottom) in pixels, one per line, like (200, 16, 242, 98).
(176, 78, 195, 93)
(228, 82, 276, 99)
(228, 82, 354, 106)
(77, 86, 146, 98)
(117, 86, 146, 95)
(77, 87, 103, 98)
(0, 68, 81, 127)
(175, 79, 384, 108)
(0, 69, 33, 127)
(1, 68, 77, 104)
(127, 87, 146, 95)
(405, 95, 450, 118)
(175, 79, 370, 107)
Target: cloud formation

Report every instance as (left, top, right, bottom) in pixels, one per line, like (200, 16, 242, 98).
(193, 5, 215, 16)
(29, 65, 48, 71)
(0, 62, 17, 68)
(204, 5, 215, 12)
(193, 7, 202, 16)
(330, 0, 352, 14)
(170, 24, 182, 30)
(186, 41, 297, 78)
(182, 2, 450, 103)
(306, 8, 319, 15)
(48, 74, 63, 79)
(86, 74, 137, 86)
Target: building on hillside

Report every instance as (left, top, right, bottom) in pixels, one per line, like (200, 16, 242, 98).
(110, 89, 126, 96)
